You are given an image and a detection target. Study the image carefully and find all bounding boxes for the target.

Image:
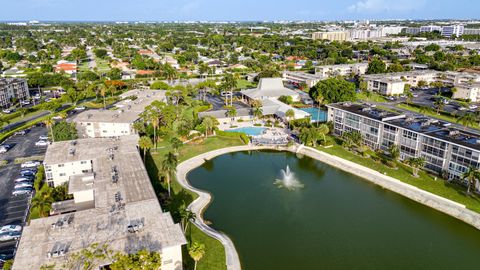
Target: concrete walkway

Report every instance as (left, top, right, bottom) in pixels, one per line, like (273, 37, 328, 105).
(176, 144, 480, 270)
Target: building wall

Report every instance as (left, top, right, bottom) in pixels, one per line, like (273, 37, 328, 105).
(160, 245, 184, 270)
(0, 79, 29, 108)
(452, 85, 480, 101)
(78, 122, 134, 138)
(315, 64, 368, 77)
(312, 31, 349, 41)
(45, 160, 93, 187)
(367, 79, 405, 95)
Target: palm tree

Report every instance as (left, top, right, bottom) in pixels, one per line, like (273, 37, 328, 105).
(318, 124, 329, 146)
(138, 136, 153, 163)
(44, 117, 55, 142)
(389, 144, 400, 162)
(179, 206, 196, 233)
(188, 242, 205, 270)
(202, 116, 216, 138)
(252, 105, 263, 124)
(161, 151, 178, 197)
(170, 137, 183, 154)
(31, 191, 53, 218)
(462, 166, 479, 194)
(457, 112, 476, 130)
(226, 106, 237, 124)
(315, 94, 324, 127)
(100, 85, 107, 109)
(433, 99, 444, 115)
(406, 157, 426, 177)
(285, 109, 295, 129)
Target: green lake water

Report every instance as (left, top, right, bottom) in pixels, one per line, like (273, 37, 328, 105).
(187, 151, 480, 270)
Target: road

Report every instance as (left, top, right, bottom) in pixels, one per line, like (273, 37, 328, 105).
(87, 47, 97, 70)
(0, 125, 47, 259)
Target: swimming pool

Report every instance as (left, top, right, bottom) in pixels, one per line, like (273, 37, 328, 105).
(226, 127, 266, 136)
(299, 107, 327, 122)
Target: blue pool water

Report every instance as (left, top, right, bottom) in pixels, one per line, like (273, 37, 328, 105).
(299, 107, 327, 122)
(226, 127, 266, 136)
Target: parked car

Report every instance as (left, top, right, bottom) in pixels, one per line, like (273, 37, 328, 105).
(39, 135, 49, 140)
(0, 225, 22, 233)
(2, 109, 14, 114)
(15, 182, 33, 189)
(20, 100, 30, 105)
(74, 106, 86, 111)
(14, 177, 34, 183)
(21, 161, 41, 168)
(20, 168, 37, 174)
(14, 130, 29, 136)
(0, 146, 7, 154)
(2, 143, 13, 150)
(51, 116, 63, 120)
(0, 231, 21, 241)
(35, 140, 49, 147)
(0, 253, 14, 262)
(469, 105, 478, 109)
(20, 170, 36, 177)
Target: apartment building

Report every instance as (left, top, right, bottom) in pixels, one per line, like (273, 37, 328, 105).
(464, 28, 480, 35)
(283, 71, 325, 88)
(327, 102, 480, 182)
(0, 78, 29, 108)
(312, 31, 349, 41)
(441, 25, 464, 37)
(71, 90, 166, 138)
(315, 63, 368, 78)
(14, 135, 187, 270)
(366, 77, 406, 95)
(452, 83, 480, 101)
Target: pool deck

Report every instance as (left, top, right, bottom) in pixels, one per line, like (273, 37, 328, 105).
(176, 144, 480, 270)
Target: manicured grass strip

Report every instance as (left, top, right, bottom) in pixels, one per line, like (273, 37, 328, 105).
(317, 138, 480, 213)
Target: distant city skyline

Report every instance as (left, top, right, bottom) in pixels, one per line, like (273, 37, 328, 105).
(2, 0, 479, 22)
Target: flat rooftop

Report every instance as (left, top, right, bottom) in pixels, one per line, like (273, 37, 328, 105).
(71, 89, 166, 124)
(14, 135, 186, 269)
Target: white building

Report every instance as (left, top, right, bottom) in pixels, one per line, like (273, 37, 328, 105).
(0, 78, 30, 108)
(420, 25, 442, 33)
(452, 83, 480, 102)
(366, 77, 406, 95)
(441, 25, 464, 37)
(315, 63, 368, 78)
(14, 135, 187, 270)
(282, 71, 325, 88)
(71, 90, 166, 138)
(311, 31, 349, 41)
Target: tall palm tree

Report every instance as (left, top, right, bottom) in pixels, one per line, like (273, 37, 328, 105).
(318, 124, 329, 146)
(170, 137, 183, 154)
(161, 151, 178, 197)
(462, 166, 479, 194)
(389, 144, 400, 162)
(138, 136, 153, 163)
(179, 206, 196, 233)
(433, 99, 444, 115)
(315, 94, 324, 127)
(31, 191, 53, 218)
(188, 242, 205, 270)
(44, 117, 55, 142)
(457, 112, 476, 131)
(100, 85, 107, 109)
(252, 106, 263, 124)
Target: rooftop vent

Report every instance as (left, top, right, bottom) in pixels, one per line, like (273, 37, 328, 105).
(70, 141, 77, 146)
(449, 130, 460, 137)
(115, 192, 122, 202)
(127, 218, 145, 233)
(68, 148, 75, 156)
(47, 242, 69, 258)
(87, 114, 93, 119)
(113, 114, 119, 118)
(51, 214, 74, 229)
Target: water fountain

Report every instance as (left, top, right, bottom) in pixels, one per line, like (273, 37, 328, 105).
(274, 165, 304, 190)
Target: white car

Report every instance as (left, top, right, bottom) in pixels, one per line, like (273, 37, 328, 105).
(0, 225, 22, 233)
(0, 146, 7, 154)
(51, 116, 63, 120)
(74, 106, 86, 111)
(35, 140, 49, 147)
(12, 189, 32, 196)
(21, 100, 30, 105)
(39, 135, 49, 141)
(0, 231, 21, 241)
(469, 105, 478, 109)
(14, 177, 33, 183)
(15, 182, 33, 189)
(2, 109, 13, 114)
(21, 161, 41, 168)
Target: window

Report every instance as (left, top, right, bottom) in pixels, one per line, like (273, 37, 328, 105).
(82, 169, 89, 173)
(59, 173, 66, 177)
(81, 161, 88, 164)
(58, 164, 64, 168)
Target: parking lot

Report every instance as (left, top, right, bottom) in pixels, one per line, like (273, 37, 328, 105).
(0, 125, 47, 260)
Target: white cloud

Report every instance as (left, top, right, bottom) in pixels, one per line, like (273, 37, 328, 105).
(348, 0, 426, 13)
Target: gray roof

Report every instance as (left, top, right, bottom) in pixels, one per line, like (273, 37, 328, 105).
(14, 135, 186, 270)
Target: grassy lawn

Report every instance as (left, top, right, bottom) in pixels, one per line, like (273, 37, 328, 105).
(95, 57, 111, 72)
(236, 79, 256, 90)
(317, 138, 480, 213)
(147, 135, 245, 270)
(356, 91, 387, 103)
(78, 61, 90, 71)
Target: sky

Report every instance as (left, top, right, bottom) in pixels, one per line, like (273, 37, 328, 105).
(1, 0, 478, 21)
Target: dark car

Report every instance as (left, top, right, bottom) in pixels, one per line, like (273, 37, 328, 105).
(0, 254, 14, 262)
(20, 171, 36, 177)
